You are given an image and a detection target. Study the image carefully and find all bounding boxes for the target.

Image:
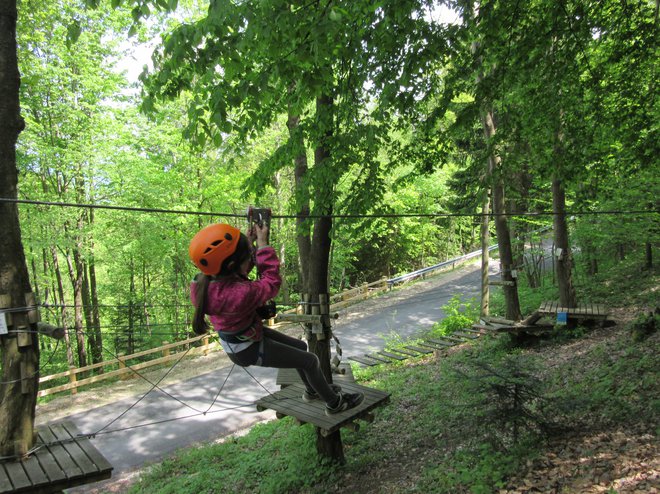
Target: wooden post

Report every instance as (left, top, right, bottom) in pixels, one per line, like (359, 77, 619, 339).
(117, 356, 130, 381)
(68, 365, 78, 395)
(162, 341, 170, 358)
(202, 335, 209, 356)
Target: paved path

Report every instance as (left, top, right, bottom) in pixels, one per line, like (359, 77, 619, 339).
(64, 260, 492, 492)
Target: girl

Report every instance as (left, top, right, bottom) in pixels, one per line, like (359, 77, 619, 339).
(189, 222, 364, 415)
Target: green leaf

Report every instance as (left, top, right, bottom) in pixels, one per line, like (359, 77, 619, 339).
(66, 20, 82, 48)
(329, 9, 342, 22)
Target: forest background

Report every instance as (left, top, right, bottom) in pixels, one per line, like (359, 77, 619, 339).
(6, 0, 658, 399)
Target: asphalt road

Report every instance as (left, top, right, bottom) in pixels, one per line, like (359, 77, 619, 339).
(64, 260, 492, 492)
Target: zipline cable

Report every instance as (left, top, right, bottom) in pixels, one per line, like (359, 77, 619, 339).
(2, 197, 658, 219)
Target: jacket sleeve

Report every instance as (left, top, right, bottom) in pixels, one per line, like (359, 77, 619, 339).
(189, 274, 202, 306)
(251, 246, 281, 304)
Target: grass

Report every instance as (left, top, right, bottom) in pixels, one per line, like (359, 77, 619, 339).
(126, 251, 658, 494)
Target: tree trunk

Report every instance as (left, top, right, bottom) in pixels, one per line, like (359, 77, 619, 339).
(480, 191, 491, 316)
(492, 171, 522, 321)
(552, 179, 577, 308)
(481, 109, 521, 321)
(472, 3, 521, 321)
(88, 254, 103, 367)
(306, 94, 345, 463)
(0, 0, 39, 457)
(51, 246, 74, 366)
(127, 258, 136, 356)
(142, 259, 151, 335)
(645, 242, 653, 269)
(64, 247, 88, 368)
(287, 110, 311, 290)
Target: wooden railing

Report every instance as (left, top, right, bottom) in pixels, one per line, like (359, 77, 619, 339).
(38, 334, 218, 398)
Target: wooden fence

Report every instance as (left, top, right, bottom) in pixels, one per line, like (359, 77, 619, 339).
(37, 335, 217, 398)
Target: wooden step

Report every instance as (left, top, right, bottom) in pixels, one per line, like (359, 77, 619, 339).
(377, 351, 407, 361)
(348, 355, 381, 366)
(404, 345, 434, 355)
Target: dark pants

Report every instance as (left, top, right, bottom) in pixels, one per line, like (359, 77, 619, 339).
(227, 327, 339, 404)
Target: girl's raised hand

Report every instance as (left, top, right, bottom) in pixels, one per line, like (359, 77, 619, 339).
(255, 223, 269, 247)
(246, 225, 257, 245)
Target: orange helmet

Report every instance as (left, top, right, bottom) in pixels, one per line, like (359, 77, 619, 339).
(189, 223, 241, 275)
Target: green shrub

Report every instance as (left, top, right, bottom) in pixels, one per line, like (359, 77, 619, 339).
(429, 295, 480, 336)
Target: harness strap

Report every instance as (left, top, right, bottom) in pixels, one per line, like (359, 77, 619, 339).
(217, 319, 259, 343)
(254, 338, 265, 366)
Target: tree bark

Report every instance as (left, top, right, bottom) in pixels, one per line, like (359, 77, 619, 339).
(64, 246, 88, 368)
(481, 110, 522, 321)
(306, 94, 344, 463)
(552, 178, 577, 308)
(0, 0, 39, 457)
(88, 253, 103, 367)
(480, 191, 491, 317)
(287, 111, 311, 291)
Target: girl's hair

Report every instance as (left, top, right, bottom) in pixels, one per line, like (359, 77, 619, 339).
(192, 233, 252, 335)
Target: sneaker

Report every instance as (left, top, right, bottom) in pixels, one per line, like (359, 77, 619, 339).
(302, 384, 342, 403)
(325, 391, 364, 416)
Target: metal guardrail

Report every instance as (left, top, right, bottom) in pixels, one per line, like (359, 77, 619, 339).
(387, 244, 499, 286)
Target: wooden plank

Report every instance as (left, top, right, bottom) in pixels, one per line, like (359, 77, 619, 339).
(34, 430, 68, 484)
(20, 455, 49, 488)
(432, 335, 467, 344)
(388, 348, 420, 357)
(0, 465, 16, 493)
(61, 422, 113, 475)
(364, 354, 392, 363)
(348, 356, 380, 366)
(255, 383, 390, 436)
(482, 316, 517, 325)
(377, 351, 407, 361)
(404, 345, 434, 355)
(495, 325, 555, 334)
(48, 424, 97, 476)
(3, 462, 30, 492)
(424, 338, 455, 347)
(416, 342, 448, 351)
(453, 331, 479, 339)
(38, 427, 83, 480)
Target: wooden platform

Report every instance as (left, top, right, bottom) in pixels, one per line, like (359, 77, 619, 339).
(0, 422, 112, 494)
(538, 301, 608, 319)
(255, 382, 390, 436)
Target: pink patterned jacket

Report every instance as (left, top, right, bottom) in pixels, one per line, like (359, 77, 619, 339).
(190, 246, 281, 342)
